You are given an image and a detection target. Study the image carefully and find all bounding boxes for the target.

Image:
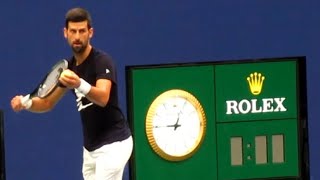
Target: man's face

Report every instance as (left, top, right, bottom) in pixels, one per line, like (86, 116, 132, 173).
(64, 21, 93, 54)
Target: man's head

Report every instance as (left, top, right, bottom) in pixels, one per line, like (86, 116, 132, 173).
(64, 7, 93, 54)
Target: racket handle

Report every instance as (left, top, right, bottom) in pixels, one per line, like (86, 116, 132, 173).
(21, 94, 32, 109)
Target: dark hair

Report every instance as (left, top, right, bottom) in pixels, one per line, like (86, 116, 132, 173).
(65, 7, 92, 29)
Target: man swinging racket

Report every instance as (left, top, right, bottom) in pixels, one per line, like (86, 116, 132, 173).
(10, 7, 133, 180)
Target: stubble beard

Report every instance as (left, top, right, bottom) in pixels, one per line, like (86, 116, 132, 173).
(72, 43, 87, 54)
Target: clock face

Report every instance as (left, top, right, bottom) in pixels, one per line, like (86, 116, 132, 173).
(146, 89, 206, 161)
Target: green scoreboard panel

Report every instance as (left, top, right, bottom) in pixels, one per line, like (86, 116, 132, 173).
(215, 61, 301, 179)
(126, 57, 309, 180)
(127, 66, 217, 180)
(217, 119, 298, 179)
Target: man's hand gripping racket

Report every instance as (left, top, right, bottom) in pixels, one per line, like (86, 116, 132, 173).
(20, 59, 68, 109)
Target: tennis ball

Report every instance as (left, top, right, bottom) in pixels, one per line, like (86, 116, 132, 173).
(61, 70, 72, 78)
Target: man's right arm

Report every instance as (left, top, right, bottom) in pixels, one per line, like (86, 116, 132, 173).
(11, 86, 67, 113)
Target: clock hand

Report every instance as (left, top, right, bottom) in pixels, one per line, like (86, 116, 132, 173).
(168, 124, 181, 128)
(153, 125, 169, 128)
(153, 124, 181, 128)
(173, 115, 181, 130)
(173, 107, 185, 130)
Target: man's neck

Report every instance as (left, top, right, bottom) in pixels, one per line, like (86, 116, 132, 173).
(74, 45, 92, 66)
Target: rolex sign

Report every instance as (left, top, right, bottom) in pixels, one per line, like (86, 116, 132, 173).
(215, 61, 297, 123)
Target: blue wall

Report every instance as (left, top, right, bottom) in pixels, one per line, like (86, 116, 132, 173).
(1, 1, 318, 179)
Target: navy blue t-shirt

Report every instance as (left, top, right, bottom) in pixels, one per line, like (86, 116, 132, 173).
(67, 48, 131, 151)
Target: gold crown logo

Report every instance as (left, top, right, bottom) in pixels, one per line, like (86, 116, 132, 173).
(247, 72, 265, 95)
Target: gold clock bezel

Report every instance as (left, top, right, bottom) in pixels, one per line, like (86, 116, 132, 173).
(145, 89, 206, 161)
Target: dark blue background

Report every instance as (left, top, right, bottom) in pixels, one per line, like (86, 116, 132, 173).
(0, 1, 318, 180)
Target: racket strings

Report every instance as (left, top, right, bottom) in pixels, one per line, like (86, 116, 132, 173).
(37, 61, 67, 98)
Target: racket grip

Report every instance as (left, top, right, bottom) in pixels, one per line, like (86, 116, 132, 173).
(21, 94, 32, 109)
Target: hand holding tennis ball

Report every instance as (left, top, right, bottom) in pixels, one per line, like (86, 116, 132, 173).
(59, 70, 80, 89)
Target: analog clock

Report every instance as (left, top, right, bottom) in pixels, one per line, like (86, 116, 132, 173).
(145, 89, 206, 161)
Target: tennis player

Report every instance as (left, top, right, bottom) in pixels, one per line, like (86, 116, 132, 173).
(10, 7, 133, 180)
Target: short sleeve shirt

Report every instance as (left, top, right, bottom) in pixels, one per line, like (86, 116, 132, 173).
(67, 48, 131, 151)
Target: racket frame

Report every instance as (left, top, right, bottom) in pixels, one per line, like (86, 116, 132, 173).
(21, 59, 68, 107)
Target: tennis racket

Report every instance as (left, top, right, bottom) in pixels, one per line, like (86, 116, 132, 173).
(21, 59, 68, 107)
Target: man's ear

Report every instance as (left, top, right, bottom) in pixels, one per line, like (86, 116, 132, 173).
(63, 28, 67, 38)
(89, 28, 94, 38)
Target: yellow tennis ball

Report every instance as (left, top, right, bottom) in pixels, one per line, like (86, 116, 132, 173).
(61, 70, 71, 78)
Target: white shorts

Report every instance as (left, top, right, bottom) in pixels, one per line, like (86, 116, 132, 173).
(82, 136, 133, 180)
